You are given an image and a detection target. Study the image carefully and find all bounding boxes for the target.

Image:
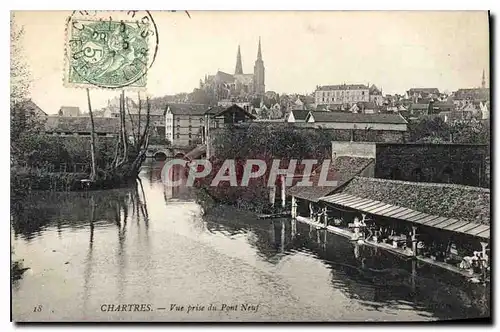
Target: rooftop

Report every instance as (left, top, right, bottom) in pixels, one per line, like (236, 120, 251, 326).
(44, 116, 119, 134)
(287, 157, 374, 202)
(317, 84, 369, 91)
(339, 177, 490, 225)
(215, 71, 236, 83)
(59, 106, 81, 116)
(289, 109, 310, 121)
(213, 104, 257, 119)
(166, 103, 210, 116)
(307, 112, 408, 124)
(453, 88, 490, 101)
(410, 103, 429, 110)
(407, 88, 440, 95)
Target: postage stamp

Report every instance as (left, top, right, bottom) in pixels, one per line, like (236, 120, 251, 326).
(64, 11, 158, 89)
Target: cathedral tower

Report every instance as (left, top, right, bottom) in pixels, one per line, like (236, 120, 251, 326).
(481, 69, 486, 89)
(235, 45, 243, 75)
(253, 37, 265, 95)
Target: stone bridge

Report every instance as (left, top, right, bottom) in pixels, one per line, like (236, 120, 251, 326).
(146, 144, 191, 160)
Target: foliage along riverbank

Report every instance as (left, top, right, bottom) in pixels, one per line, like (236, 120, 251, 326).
(11, 91, 152, 204)
(196, 124, 333, 214)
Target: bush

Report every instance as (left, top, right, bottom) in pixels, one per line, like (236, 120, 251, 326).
(202, 124, 335, 212)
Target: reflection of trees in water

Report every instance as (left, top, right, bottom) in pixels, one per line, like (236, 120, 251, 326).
(82, 195, 95, 315)
(11, 189, 132, 240)
(295, 224, 490, 320)
(11, 180, 151, 242)
(79, 180, 150, 312)
(201, 205, 292, 264)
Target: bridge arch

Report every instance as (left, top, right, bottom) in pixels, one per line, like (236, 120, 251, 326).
(153, 148, 174, 161)
(174, 152, 186, 159)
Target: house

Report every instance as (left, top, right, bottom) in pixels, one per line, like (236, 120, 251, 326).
(305, 112, 408, 132)
(409, 103, 430, 117)
(452, 88, 489, 104)
(286, 109, 310, 123)
(406, 88, 440, 102)
(480, 101, 490, 120)
(44, 116, 119, 137)
(369, 84, 384, 106)
(315, 84, 370, 105)
(431, 102, 455, 113)
(349, 101, 380, 114)
(210, 104, 256, 125)
(58, 106, 81, 117)
(165, 103, 210, 147)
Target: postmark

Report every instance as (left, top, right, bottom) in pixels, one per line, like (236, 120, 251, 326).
(64, 11, 159, 89)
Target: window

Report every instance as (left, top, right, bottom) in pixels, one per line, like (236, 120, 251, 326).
(188, 133, 192, 138)
(176, 133, 180, 139)
(188, 125, 192, 131)
(188, 117, 192, 123)
(177, 118, 180, 123)
(200, 117, 203, 123)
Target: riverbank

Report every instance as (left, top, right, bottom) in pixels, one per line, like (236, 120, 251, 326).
(11, 166, 139, 193)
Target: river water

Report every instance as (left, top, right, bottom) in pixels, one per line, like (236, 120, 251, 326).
(11, 161, 490, 322)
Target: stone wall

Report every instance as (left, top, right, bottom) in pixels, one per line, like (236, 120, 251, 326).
(375, 143, 489, 188)
(207, 124, 406, 159)
(331, 141, 376, 159)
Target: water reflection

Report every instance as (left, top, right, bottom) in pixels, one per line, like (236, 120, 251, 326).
(10, 161, 490, 322)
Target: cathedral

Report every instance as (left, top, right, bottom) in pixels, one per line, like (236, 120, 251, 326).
(200, 38, 266, 100)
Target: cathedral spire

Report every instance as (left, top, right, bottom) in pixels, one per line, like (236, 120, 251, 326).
(257, 36, 262, 60)
(253, 37, 265, 95)
(481, 69, 486, 88)
(235, 45, 243, 75)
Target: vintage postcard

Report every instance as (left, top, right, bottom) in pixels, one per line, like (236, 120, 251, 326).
(10, 10, 490, 322)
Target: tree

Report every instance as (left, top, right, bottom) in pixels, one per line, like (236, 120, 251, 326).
(10, 14, 45, 163)
(407, 117, 450, 143)
(10, 14, 30, 107)
(407, 117, 490, 145)
(190, 88, 216, 105)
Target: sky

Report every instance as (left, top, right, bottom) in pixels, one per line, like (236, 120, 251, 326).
(13, 10, 490, 114)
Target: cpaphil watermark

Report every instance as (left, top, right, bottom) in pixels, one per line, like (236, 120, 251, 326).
(160, 159, 338, 187)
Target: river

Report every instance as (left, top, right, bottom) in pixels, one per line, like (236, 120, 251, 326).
(11, 161, 490, 322)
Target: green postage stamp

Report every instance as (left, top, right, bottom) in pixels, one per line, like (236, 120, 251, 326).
(65, 15, 155, 89)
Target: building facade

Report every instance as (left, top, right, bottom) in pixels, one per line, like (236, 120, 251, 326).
(165, 103, 210, 147)
(314, 84, 370, 106)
